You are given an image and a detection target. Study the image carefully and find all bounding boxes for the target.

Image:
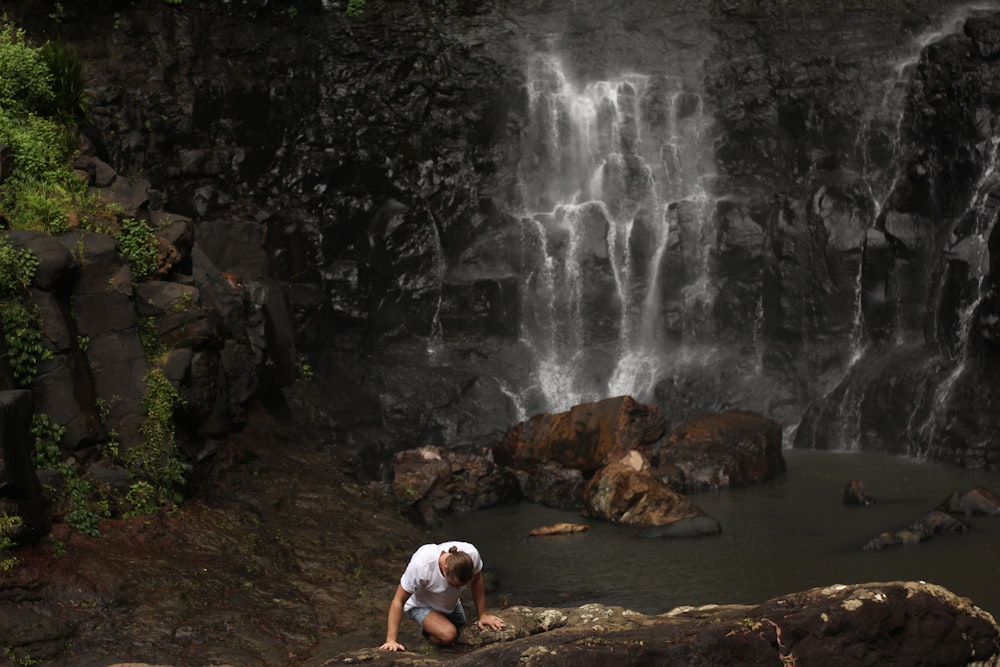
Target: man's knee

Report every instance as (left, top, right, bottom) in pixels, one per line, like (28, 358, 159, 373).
(424, 617, 458, 645)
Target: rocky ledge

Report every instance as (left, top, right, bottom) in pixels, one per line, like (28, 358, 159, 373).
(333, 581, 999, 666)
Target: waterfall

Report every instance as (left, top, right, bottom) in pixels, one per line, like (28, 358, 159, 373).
(515, 53, 716, 411)
(846, 2, 1000, 365)
(914, 134, 1000, 448)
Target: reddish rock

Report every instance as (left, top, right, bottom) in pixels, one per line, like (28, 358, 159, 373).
(844, 479, 876, 505)
(583, 461, 720, 536)
(495, 396, 668, 475)
(937, 487, 1000, 516)
(653, 409, 785, 492)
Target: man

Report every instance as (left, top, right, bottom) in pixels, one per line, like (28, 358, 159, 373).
(380, 541, 505, 651)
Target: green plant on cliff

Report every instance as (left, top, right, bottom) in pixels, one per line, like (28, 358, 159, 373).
(114, 217, 159, 281)
(0, 238, 51, 387)
(30, 413, 106, 537)
(346, 0, 366, 17)
(0, 21, 54, 115)
(0, 20, 94, 233)
(39, 39, 90, 125)
(122, 368, 186, 509)
(0, 512, 21, 570)
(0, 236, 38, 295)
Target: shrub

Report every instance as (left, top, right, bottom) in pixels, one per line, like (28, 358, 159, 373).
(0, 21, 54, 115)
(114, 217, 159, 281)
(39, 39, 90, 125)
(0, 512, 20, 570)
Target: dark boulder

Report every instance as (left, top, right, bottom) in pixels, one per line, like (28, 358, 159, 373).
(652, 409, 785, 493)
(843, 479, 875, 506)
(391, 445, 521, 527)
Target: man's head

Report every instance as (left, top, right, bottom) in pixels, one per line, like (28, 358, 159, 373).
(443, 545, 474, 586)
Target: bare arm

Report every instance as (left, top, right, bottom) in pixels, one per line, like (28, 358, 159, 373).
(470, 572, 505, 631)
(380, 584, 412, 651)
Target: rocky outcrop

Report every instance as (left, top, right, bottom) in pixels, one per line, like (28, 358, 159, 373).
(651, 409, 785, 492)
(390, 445, 521, 526)
(495, 396, 668, 475)
(583, 459, 721, 537)
(0, 137, 300, 526)
(334, 582, 1000, 666)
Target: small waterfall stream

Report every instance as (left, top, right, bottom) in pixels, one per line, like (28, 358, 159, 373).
(515, 53, 716, 411)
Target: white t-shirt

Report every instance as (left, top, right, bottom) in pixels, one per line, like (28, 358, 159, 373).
(400, 541, 483, 613)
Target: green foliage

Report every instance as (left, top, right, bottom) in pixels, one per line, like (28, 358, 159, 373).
(124, 481, 158, 516)
(138, 315, 163, 361)
(2, 645, 39, 666)
(119, 368, 186, 509)
(0, 110, 72, 183)
(31, 413, 105, 537)
(0, 512, 21, 571)
(62, 474, 105, 537)
(347, 0, 366, 17)
(114, 217, 159, 281)
(0, 238, 50, 387)
(0, 21, 53, 116)
(30, 413, 65, 469)
(0, 236, 38, 297)
(297, 353, 314, 380)
(39, 39, 91, 125)
(0, 21, 88, 233)
(0, 299, 52, 387)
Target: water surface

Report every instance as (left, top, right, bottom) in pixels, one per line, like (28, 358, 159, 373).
(434, 450, 1000, 618)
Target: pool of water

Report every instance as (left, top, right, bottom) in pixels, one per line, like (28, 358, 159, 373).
(433, 449, 1000, 618)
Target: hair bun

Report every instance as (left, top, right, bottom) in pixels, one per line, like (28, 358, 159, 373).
(448, 545, 458, 553)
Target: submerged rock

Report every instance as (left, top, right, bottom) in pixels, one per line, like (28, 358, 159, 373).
(937, 487, 1000, 516)
(861, 510, 969, 551)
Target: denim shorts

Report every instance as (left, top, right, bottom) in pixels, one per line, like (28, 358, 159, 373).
(405, 602, 467, 627)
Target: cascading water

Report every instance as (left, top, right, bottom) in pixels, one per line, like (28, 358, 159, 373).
(515, 53, 716, 412)
(798, 3, 1000, 454)
(913, 134, 1000, 447)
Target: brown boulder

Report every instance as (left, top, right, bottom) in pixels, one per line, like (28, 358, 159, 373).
(844, 479, 876, 505)
(583, 461, 720, 537)
(937, 487, 1000, 516)
(391, 445, 521, 526)
(653, 409, 785, 492)
(495, 396, 667, 475)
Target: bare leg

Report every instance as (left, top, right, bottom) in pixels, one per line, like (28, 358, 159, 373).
(421, 611, 459, 645)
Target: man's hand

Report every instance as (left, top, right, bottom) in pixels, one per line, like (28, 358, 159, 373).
(477, 613, 505, 631)
(380, 640, 406, 651)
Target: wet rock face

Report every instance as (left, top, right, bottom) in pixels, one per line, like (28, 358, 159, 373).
(5, 1, 1000, 467)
